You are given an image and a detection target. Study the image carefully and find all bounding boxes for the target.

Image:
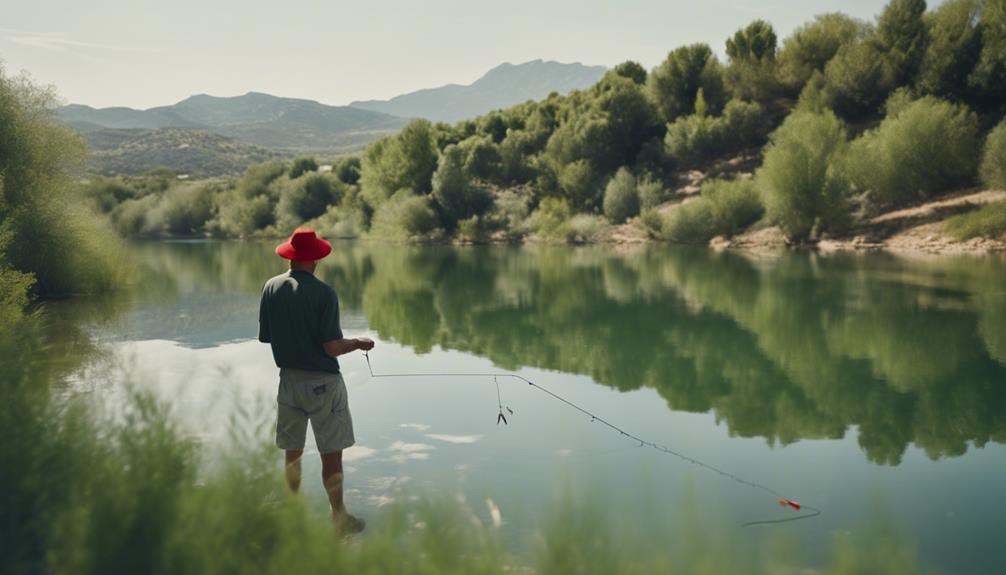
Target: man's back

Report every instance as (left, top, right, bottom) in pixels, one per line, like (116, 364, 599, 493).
(259, 270, 343, 373)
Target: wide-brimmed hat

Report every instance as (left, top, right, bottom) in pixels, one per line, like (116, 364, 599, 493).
(275, 229, 332, 261)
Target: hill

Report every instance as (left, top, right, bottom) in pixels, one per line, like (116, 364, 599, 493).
(349, 60, 608, 122)
(83, 128, 283, 177)
(59, 92, 407, 150)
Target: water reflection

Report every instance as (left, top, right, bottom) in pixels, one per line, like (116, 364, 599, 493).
(100, 241, 1006, 466)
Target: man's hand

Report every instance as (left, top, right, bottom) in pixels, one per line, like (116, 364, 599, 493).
(324, 337, 375, 358)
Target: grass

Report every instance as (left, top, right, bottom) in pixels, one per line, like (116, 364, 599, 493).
(944, 201, 1006, 240)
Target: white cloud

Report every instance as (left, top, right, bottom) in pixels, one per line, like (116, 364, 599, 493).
(426, 433, 484, 445)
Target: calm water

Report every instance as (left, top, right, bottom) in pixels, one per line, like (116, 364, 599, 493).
(53, 240, 1006, 573)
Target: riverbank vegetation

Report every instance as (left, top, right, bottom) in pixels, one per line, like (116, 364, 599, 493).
(78, 0, 1006, 246)
(0, 66, 124, 316)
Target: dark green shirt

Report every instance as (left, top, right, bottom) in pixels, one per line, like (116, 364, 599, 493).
(258, 270, 343, 374)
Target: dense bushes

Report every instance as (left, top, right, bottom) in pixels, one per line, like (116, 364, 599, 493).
(662, 178, 763, 243)
(664, 99, 765, 166)
(0, 67, 123, 297)
(757, 111, 850, 241)
(982, 118, 1006, 189)
(370, 190, 442, 241)
(846, 97, 980, 209)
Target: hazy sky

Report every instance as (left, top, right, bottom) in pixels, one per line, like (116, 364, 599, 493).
(1, 0, 927, 109)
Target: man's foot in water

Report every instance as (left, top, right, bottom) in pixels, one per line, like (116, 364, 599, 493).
(335, 511, 366, 535)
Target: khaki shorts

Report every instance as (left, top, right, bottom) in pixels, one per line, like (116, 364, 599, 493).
(276, 368, 355, 453)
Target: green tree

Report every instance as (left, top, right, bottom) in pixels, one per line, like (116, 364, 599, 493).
(725, 20, 780, 102)
(822, 36, 890, 120)
(874, 0, 928, 87)
(611, 61, 647, 85)
(288, 156, 318, 179)
(431, 145, 491, 228)
(757, 110, 851, 241)
(360, 119, 438, 208)
(334, 157, 361, 185)
(602, 168, 639, 224)
(969, 0, 1006, 106)
(727, 19, 778, 62)
(647, 44, 725, 123)
(777, 13, 868, 94)
(916, 0, 981, 99)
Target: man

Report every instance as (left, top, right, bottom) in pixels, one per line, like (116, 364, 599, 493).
(258, 228, 374, 534)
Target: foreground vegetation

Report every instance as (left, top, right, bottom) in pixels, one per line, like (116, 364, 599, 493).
(83, 0, 1006, 245)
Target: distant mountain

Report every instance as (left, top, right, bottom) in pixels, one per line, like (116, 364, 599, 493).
(83, 128, 283, 177)
(59, 92, 407, 150)
(350, 60, 608, 123)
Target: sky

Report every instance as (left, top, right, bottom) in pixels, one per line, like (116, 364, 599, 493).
(0, 0, 928, 110)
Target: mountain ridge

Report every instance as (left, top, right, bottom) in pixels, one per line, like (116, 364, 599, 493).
(349, 59, 607, 122)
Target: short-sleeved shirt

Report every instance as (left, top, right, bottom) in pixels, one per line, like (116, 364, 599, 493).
(258, 270, 343, 374)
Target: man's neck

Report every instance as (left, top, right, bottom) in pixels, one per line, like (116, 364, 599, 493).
(289, 262, 316, 274)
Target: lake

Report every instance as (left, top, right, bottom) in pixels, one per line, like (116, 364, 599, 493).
(50, 240, 1006, 573)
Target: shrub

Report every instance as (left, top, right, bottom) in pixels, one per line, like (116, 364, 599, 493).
(756, 110, 851, 241)
(288, 156, 319, 179)
(702, 178, 764, 235)
(845, 97, 980, 209)
(664, 100, 765, 166)
(529, 197, 573, 241)
(663, 199, 716, 243)
(488, 189, 531, 241)
(303, 204, 363, 239)
(981, 119, 1006, 190)
(639, 208, 666, 238)
(276, 173, 344, 230)
(944, 201, 1006, 239)
(110, 195, 159, 236)
(370, 189, 442, 241)
(83, 178, 135, 214)
(661, 178, 763, 243)
(637, 177, 667, 210)
(558, 160, 599, 211)
(209, 192, 274, 237)
(158, 184, 218, 235)
(602, 168, 639, 223)
(457, 215, 491, 243)
(565, 214, 607, 243)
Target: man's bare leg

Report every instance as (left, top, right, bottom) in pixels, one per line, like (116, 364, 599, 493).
(322, 450, 365, 533)
(320, 450, 345, 513)
(285, 449, 303, 493)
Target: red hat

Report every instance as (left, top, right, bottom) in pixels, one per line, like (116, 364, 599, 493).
(275, 229, 332, 261)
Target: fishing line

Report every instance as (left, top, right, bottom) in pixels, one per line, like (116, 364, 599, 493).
(362, 352, 821, 527)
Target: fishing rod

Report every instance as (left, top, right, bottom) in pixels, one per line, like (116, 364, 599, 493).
(362, 352, 821, 527)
